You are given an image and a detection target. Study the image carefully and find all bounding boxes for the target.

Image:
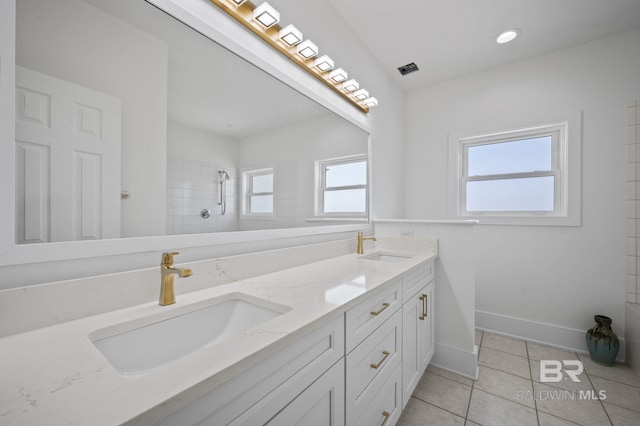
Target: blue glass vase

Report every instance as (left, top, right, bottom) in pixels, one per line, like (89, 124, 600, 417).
(586, 315, 619, 366)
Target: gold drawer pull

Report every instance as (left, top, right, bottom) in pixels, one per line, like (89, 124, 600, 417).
(370, 302, 390, 316)
(381, 410, 391, 426)
(370, 350, 390, 369)
(419, 294, 428, 320)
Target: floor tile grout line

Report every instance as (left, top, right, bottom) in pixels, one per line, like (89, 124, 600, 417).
(409, 395, 468, 421)
(525, 340, 541, 426)
(599, 399, 640, 415)
(464, 358, 476, 423)
(473, 365, 544, 411)
(479, 344, 530, 361)
(470, 387, 539, 418)
(464, 330, 481, 425)
(427, 366, 475, 386)
(582, 369, 640, 389)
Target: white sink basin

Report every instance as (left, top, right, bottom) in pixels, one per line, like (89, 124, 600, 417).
(361, 252, 414, 263)
(90, 294, 289, 375)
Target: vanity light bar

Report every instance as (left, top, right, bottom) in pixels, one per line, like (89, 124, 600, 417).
(314, 55, 334, 72)
(342, 79, 359, 92)
(329, 68, 348, 83)
(353, 88, 369, 100)
(363, 97, 378, 108)
(211, 0, 378, 111)
(297, 39, 319, 59)
(253, 2, 279, 28)
(279, 24, 302, 46)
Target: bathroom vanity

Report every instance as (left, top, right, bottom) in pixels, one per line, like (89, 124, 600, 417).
(0, 238, 437, 425)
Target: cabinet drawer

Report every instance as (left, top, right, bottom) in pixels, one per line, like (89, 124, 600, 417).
(346, 310, 402, 425)
(355, 364, 402, 426)
(345, 279, 401, 353)
(402, 260, 434, 302)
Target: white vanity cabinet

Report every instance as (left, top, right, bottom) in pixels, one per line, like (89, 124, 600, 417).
(401, 261, 435, 408)
(158, 315, 345, 426)
(156, 258, 436, 426)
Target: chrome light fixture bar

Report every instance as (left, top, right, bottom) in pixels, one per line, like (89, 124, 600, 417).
(210, 0, 377, 112)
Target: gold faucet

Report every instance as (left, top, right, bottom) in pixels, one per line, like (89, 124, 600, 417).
(160, 252, 192, 306)
(357, 231, 377, 254)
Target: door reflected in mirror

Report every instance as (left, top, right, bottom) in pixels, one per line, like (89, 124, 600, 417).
(14, 0, 368, 244)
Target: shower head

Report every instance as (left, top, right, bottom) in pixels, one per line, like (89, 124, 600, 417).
(218, 170, 230, 182)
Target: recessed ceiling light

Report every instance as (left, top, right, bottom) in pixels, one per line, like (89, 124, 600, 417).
(496, 29, 520, 44)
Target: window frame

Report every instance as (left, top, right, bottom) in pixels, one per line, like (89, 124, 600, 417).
(315, 154, 368, 218)
(448, 114, 581, 226)
(241, 166, 275, 218)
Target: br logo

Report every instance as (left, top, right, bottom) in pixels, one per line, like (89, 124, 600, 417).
(540, 360, 584, 382)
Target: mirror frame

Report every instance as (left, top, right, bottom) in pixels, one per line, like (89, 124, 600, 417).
(0, 0, 372, 266)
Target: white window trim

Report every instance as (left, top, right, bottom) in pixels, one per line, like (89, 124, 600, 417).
(448, 112, 582, 226)
(315, 154, 368, 218)
(241, 165, 275, 219)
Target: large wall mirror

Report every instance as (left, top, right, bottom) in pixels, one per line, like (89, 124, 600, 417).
(5, 0, 370, 263)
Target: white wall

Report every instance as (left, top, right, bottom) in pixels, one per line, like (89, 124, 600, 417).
(16, 0, 169, 238)
(405, 29, 640, 356)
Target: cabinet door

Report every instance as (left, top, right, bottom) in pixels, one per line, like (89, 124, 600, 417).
(419, 282, 435, 369)
(401, 290, 421, 408)
(266, 359, 345, 426)
(402, 280, 435, 408)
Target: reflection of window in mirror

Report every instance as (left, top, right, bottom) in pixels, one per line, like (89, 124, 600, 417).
(316, 155, 367, 217)
(242, 167, 275, 216)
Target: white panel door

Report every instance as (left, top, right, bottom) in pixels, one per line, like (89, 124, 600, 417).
(15, 66, 121, 243)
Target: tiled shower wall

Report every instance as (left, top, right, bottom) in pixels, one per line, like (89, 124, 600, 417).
(627, 99, 640, 303)
(167, 156, 238, 235)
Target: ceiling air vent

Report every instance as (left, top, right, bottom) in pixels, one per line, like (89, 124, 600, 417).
(398, 62, 419, 76)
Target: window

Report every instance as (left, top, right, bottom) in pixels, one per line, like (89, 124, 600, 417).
(449, 116, 581, 226)
(316, 155, 367, 216)
(242, 167, 274, 215)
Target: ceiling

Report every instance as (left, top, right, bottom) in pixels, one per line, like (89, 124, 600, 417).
(327, 0, 640, 91)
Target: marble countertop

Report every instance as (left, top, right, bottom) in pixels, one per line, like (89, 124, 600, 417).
(0, 244, 436, 425)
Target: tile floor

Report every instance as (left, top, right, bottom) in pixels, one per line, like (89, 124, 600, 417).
(397, 330, 640, 426)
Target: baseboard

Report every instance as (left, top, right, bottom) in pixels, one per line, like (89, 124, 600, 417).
(476, 310, 626, 363)
(431, 341, 479, 380)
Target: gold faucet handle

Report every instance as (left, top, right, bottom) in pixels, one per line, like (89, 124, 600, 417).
(161, 251, 179, 266)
